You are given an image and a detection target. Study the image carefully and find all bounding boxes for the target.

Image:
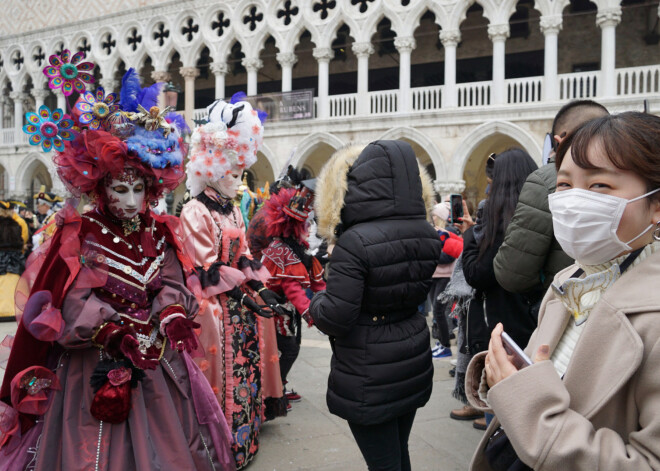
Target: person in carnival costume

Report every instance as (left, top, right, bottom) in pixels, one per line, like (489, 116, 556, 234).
(259, 181, 326, 406)
(0, 52, 234, 471)
(0, 201, 26, 320)
(179, 93, 285, 469)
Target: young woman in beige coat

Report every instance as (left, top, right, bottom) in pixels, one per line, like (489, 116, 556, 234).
(466, 111, 660, 470)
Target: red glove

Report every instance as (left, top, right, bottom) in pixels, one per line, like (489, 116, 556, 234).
(120, 336, 159, 370)
(165, 317, 201, 353)
(94, 322, 159, 370)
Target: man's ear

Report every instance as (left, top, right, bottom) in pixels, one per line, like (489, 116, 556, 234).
(651, 196, 660, 233)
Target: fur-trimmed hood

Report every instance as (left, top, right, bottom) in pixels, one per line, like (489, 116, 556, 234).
(315, 140, 435, 243)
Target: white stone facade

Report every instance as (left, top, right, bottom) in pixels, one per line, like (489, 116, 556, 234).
(0, 0, 659, 209)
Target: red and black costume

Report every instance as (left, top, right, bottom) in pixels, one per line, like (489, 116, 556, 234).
(258, 186, 326, 393)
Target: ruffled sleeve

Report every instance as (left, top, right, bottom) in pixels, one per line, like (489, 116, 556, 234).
(151, 247, 199, 320)
(179, 201, 219, 270)
(58, 288, 121, 349)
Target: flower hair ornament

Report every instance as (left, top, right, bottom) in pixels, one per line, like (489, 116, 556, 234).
(186, 92, 267, 197)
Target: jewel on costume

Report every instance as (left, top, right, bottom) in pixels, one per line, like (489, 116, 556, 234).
(42, 49, 94, 96)
(23, 105, 75, 153)
(75, 87, 120, 130)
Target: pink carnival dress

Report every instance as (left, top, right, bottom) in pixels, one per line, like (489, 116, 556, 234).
(179, 188, 283, 469)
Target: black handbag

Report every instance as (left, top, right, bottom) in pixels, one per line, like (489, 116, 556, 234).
(483, 427, 532, 471)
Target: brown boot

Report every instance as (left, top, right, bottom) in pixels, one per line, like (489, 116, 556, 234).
(473, 417, 488, 430)
(450, 405, 484, 421)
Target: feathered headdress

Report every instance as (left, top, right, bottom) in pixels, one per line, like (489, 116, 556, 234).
(261, 187, 310, 242)
(186, 92, 266, 197)
(23, 56, 187, 201)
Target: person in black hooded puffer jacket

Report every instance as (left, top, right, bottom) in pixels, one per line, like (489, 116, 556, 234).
(309, 141, 443, 471)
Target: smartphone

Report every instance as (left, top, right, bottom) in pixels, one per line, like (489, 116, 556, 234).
(501, 331, 533, 370)
(449, 194, 464, 224)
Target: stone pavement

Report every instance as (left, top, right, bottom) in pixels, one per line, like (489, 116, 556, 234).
(0, 318, 483, 470)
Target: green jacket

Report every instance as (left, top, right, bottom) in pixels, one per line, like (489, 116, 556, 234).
(494, 161, 573, 295)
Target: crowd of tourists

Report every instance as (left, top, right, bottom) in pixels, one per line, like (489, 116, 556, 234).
(1, 47, 660, 471)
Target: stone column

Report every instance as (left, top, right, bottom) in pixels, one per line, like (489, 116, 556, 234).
(56, 93, 67, 113)
(313, 47, 333, 119)
(10, 92, 26, 141)
(440, 30, 461, 108)
(32, 88, 50, 111)
(0, 96, 5, 129)
(540, 16, 562, 101)
(99, 78, 118, 95)
(242, 58, 263, 96)
(150, 70, 171, 83)
(488, 24, 509, 105)
(210, 62, 228, 99)
(394, 37, 416, 113)
(352, 42, 374, 115)
(277, 52, 298, 93)
(179, 66, 200, 127)
(597, 8, 621, 98)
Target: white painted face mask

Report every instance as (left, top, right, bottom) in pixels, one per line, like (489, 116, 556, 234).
(210, 171, 242, 199)
(549, 187, 659, 265)
(104, 173, 146, 220)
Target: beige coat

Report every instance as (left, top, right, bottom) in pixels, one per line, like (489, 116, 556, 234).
(466, 248, 660, 470)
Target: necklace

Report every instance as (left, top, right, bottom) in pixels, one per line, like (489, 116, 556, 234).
(122, 216, 141, 236)
(83, 215, 143, 252)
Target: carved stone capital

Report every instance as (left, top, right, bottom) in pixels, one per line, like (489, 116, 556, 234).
(439, 30, 461, 47)
(30, 88, 50, 100)
(312, 47, 334, 63)
(539, 15, 563, 35)
(276, 52, 298, 68)
(394, 36, 416, 53)
(210, 62, 229, 76)
(241, 58, 263, 72)
(487, 23, 510, 42)
(9, 91, 28, 104)
(596, 8, 622, 28)
(352, 42, 375, 58)
(99, 78, 119, 93)
(434, 180, 466, 195)
(151, 70, 171, 82)
(179, 66, 200, 80)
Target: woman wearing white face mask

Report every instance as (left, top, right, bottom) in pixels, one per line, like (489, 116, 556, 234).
(464, 111, 660, 471)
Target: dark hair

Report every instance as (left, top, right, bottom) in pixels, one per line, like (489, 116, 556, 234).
(556, 112, 660, 198)
(479, 148, 538, 258)
(551, 100, 609, 151)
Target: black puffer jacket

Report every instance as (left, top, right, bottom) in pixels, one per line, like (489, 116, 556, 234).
(309, 140, 443, 425)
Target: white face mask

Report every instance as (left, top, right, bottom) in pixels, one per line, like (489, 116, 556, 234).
(549, 188, 659, 265)
(210, 171, 242, 199)
(104, 174, 146, 220)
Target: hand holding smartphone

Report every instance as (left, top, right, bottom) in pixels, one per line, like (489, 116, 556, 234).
(501, 331, 533, 370)
(449, 193, 463, 224)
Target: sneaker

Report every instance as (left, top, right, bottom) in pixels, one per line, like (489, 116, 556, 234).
(450, 358, 457, 366)
(448, 366, 456, 377)
(286, 403, 292, 412)
(432, 345, 452, 359)
(431, 341, 441, 352)
(285, 389, 302, 403)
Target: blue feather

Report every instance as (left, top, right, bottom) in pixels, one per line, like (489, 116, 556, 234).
(120, 68, 142, 113)
(165, 112, 189, 135)
(138, 82, 164, 110)
(230, 91, 247, 104)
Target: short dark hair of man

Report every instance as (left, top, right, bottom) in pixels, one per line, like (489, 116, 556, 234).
(551, 100, 609, 150)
